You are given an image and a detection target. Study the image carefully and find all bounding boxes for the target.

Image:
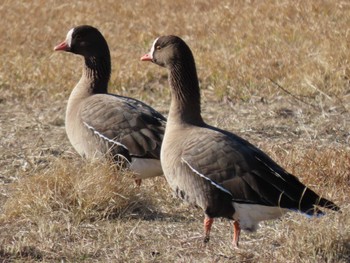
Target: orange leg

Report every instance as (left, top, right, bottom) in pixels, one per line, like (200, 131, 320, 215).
(203, 216, 214, 243)
(232, 221, 241, 248)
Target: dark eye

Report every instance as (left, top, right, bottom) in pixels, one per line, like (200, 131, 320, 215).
(156, 45, 161, 50)
(75, 34, 82, 40)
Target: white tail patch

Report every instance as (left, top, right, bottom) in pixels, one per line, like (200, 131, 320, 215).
(233, 202, 289, 232)
(181, 158, 232, 196)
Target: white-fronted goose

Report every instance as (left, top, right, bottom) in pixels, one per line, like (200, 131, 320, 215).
(141, 35, 340, 247)
(54, 25, 166, 184)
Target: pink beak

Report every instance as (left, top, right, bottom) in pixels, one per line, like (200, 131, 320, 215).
(140, 53, 152, 61)
(54, 40, 69, 51)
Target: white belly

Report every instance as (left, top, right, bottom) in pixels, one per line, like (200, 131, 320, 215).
(130, 158, 163, 179)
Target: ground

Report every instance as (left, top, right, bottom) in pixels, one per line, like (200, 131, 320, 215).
(0, 1, 349, 262)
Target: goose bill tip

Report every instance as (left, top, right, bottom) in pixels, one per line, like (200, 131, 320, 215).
(140, 53, 152, 61)
(54, 41, 69, 51)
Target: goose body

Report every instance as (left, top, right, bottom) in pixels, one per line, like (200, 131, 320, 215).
(141, 35, 340, 247)
(54, 25, 166, 182)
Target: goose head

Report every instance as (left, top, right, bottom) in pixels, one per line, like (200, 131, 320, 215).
(141, 35, 194, 69)
(54, 25, 109, 58)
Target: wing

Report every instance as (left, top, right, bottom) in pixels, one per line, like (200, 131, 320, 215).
(80, 94, 166, 159)
(181, 126, 335, 213)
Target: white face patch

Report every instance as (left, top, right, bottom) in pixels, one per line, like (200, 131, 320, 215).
(65, 28, 74, 48)
(149, 37, 160, 59)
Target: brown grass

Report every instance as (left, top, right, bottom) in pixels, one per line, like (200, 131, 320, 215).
(2, 159, 141, 223)
(0, 0, 349, 262)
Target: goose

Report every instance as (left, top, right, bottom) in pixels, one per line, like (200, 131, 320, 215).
(141, 35, 340, 247)
(54, 25, 166, 185)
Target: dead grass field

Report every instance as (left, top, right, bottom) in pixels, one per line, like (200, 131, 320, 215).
(0, 0, 349, 262)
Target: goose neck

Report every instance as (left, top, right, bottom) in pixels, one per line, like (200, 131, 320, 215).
(83, 55, 111, 94)
(168, 61, 204, 125)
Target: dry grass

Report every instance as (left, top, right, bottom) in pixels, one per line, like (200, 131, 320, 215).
(1, 159, 142, 223)
(0, 0, 349, 262)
